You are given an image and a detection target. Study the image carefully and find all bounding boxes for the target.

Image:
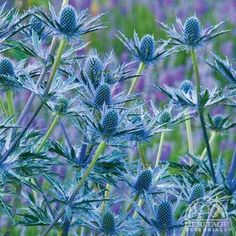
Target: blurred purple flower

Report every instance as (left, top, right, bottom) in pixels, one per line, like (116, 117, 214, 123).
(220, 41, 234, 57)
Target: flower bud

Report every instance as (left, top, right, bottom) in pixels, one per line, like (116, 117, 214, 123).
(212, 114, 223, 129)
(84, 56, 103, 87)
(180, 80, 193, 94)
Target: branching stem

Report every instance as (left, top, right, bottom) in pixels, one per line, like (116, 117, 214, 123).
(190, 50, 216, 183)
(185, 112, 193, 159)
(36, 114, 59, 153)
(128, 62, 144, 95)
(6, 89, 15, 120)
(125, 193, 139, 213)
(155, 132, 165, 167)
(42, 141, 107, 236)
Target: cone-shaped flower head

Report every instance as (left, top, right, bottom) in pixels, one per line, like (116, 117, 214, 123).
(59, 5, 77, 35)
(0, 58, 15, 77)
(94, 83, 111, 107)
(189, 183, 205, 203)
(134, 170, 152, 192)
(180, 80, 193, 94)
(158, 110, 171, 124)
(54, 97, 69, 114)
(101, 212, 115, 234)
(184, 16, 201, 47)
(156, 201, 173, 232)
(102, 110, 119, 136)
(84, 56, 103, 87)
(139, 34, 155, 61)
(30, 16, 44, 34)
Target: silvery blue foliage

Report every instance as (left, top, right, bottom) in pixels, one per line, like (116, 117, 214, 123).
(157, 82, 234, 110)
(0, 2, 32, 41)
(205, 53, 236, 84)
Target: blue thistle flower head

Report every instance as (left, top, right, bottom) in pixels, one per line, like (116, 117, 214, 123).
(158, 110, 171, 124)
(37, 4, 104, 40)
(160, 16, 229, 51)
(30, 16, 44, 34)
(118, 31, 173, 64)
(184, 16, 201, 47)
(134, 170, 152, 192)
(212, 114, 223, 129)
(180, 80, 193, 94)
(94, 83, 111, 107)
(206, 113, 234, 132)
(101, 212, 115, 234)
(54, 97, 69, 114)
(155, 201, 173, 232)
(84, 56, 103, 88)
(189, 183, 205, 203)
(102, 110, 119, 136)
(139, 34, 155, 62)
(59, 5, 77, 35)
(0, 58, 15, 77)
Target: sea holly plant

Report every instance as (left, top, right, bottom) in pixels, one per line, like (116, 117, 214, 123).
(118, 31, 174, 94)
(0, 2, 235, 236)
(159, 14, 232, 184)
